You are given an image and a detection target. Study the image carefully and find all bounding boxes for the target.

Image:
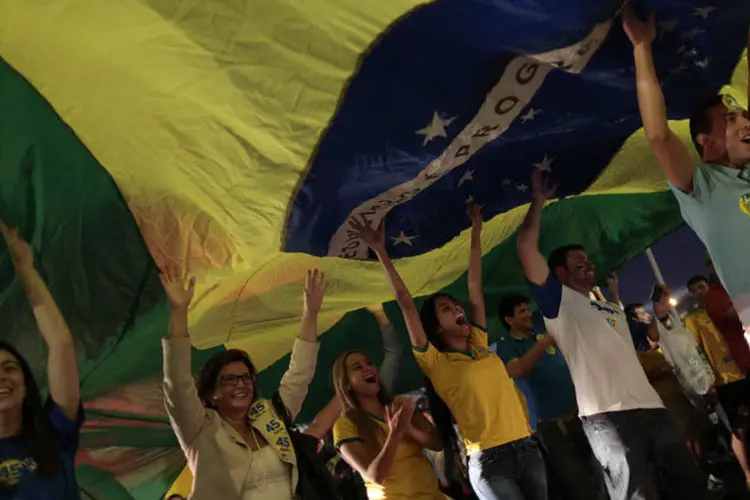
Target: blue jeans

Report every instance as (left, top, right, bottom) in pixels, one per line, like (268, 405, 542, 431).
(468, 437, 548, 500)
(581, 408, 710, 500)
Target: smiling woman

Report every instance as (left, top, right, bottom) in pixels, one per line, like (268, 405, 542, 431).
(0, 221, 83, 499)
(161, 268, 327, 500)
(331, 350, 444, 500)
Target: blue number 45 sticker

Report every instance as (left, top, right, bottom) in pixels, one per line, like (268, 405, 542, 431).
(276, 437, 290, 448)
(266, 420, 281, 433)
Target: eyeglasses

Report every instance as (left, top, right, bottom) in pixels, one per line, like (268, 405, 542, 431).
(218, 373, 255, 386)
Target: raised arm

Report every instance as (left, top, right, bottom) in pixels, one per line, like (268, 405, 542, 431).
(339, 398, 415, 485)
(468, 205, 487, 329)
(305, 397, 341, 440)
(505, 335, 556, 379)
(623, 5, 694, 191)
(648, 285, 673, 342)
(607, 272, 622, 307)
(160, 268, 206, 446)
(517, 169, 555, 286)
(352, 220, 428, 349)
(279, 269, 324, 419)
(0, 221, 79, 421)
(368, 305, 402, 395)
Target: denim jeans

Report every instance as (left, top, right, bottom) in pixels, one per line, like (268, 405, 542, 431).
(538, 418, 608, 500)
(468, 437, 548, 500)
(581, 408, 710, 500)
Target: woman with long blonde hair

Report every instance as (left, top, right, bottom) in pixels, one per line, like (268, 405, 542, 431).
(331, 349, 444, 500)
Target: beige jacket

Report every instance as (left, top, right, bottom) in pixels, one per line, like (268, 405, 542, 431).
(162, 337, 320, 500)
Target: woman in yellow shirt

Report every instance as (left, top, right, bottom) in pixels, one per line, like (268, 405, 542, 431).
(332, 350, 444, 500)
(351, 206, 547, 500)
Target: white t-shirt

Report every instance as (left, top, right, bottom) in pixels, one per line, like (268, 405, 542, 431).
(530, 276, 664, 417)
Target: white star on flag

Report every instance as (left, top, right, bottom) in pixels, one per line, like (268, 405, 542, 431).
(391, 231, 418, 247)
(670, 63, 688, 74)
(457, 169, 474, 188)
(677, 45, 687, 54)
(465, 195, 475, 205)
(502, 178, 512, 186)
(520, 108, 541, 123)
(415, 112, 455, 146)
(694, 57, 710, 68)
(682, 48, 698, 58)
(658, 19, 678, 36)
(684, 28, 704, 39)
(693, 7, 715, 19)
(516, 184, 529, 192)
(533, 154, 554, 172)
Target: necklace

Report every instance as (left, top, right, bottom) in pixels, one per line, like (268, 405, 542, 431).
(248, 425, 269, 492)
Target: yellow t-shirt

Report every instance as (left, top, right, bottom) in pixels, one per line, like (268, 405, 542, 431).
(412, 325, 531, 455)
(332, 414, 442, 500)
(685, 308, 744, 386)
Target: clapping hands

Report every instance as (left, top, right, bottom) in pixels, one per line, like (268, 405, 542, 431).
(385, 397, 416, 439)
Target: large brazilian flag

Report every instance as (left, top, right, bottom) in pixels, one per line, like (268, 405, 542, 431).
(0, 0, 748, 498)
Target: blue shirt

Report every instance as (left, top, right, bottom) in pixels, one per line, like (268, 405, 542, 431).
(489, 343, 538, 431)
(492, 333, 577, 422)
(670, 164, 750, 327)
(0, 401, 83, 500)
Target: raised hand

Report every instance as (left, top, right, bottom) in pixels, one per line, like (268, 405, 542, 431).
(350, 218, 386, 255)
(304, 269, 327, 314)
(468, 203, 483, 229)
(530, 168, 557, 204)
(159, 267, 196, 310)
(622, 2, 656, 47)
(385, 397, 415, 439)
(0, 220, 34, 273)
(365, 304, 384, 314)
(607, 272, 619, 291)
(653, 285, 671, 319)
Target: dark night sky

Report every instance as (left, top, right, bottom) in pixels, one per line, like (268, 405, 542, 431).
(616, 225, 708, 307)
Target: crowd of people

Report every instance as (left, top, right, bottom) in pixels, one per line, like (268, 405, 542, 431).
(0, 6, 748, 500)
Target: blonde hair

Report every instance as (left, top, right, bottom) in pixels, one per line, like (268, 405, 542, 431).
(332, 350, 392, 456)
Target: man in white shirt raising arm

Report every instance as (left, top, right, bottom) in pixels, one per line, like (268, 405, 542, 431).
(624, 4, 750, 328)
(516, 168, 711, 500)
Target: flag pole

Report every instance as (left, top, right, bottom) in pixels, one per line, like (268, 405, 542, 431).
(645, 247, 679, 317)
(645, 248, 666, 285)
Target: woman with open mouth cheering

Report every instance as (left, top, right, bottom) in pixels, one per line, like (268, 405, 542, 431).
(331, 348, 444, 500)
(161, 267, 326, 500)
(352, 205, 546, 500)
(0, 221, 83, 499)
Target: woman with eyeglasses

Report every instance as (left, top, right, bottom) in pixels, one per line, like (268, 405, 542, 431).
(161, 267, 326, 500)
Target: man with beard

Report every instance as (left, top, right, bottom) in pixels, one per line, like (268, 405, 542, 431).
(624, 6, 750, 328)
(517, 168, 710, 499)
